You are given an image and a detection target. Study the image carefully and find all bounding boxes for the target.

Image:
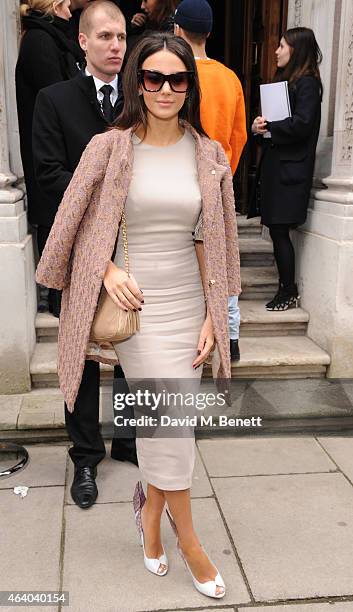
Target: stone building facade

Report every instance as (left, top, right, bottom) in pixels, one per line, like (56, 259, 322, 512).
(288, 0, 353, 377)
(0, 0, 352, 394)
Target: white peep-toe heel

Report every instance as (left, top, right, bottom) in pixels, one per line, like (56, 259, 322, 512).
(133, 481, 168, 576)
(166, 508, 225, 599)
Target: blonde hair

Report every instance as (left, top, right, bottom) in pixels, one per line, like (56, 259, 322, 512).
(20, 0, 65, 18)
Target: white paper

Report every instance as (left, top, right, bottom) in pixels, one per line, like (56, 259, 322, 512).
(13, 485, 29, 498)
(260, 81, 292, 122)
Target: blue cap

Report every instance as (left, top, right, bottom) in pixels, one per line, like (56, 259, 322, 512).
(174, 0, 213, 34)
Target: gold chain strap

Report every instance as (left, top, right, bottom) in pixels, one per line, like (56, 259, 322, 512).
(121, 210, 129, 276)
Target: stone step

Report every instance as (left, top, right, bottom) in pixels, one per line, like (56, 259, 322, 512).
(36, 299, 308, 343)
(30, 336, 330, 389)
(230, 336, 330, 378)
(236, 216, 262, 237)
(36, 313, 58, 343)
(240, 266, 279, 300)
(239, 300, 309, 336)
(239, 238, 274, 266)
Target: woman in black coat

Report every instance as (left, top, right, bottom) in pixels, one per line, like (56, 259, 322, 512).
(250, 27, 323, 311)
(16, 0, 84, 316)
(16, 0, 84, 242)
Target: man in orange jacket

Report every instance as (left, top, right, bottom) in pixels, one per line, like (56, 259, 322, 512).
(175, 0, 247, 360)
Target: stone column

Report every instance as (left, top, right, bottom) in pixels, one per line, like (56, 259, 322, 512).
(4, 0, 23, 179)
(287, 0, 341, 183)
(323, 0, 353, 189)
(0, 0, 36, 393)
(295, 0, 353, 377)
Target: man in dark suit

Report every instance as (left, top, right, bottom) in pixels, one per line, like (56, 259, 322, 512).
(32, 0, 137, 510)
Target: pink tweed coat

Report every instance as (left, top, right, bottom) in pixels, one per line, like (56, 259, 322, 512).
(36, 123, 241, 410)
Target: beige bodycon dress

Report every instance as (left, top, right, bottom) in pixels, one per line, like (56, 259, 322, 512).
(113, 131, 205, 490)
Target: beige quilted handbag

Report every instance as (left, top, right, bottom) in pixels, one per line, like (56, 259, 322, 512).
(90, 211, 140, 345)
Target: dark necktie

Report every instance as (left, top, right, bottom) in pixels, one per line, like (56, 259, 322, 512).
(100, 84, 114, 123)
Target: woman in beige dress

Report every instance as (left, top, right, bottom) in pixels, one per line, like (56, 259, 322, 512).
(105, 32, 236, 599)
(36, 31, 241, 600)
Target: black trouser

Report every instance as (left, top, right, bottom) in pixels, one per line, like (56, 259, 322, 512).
(268, 224, 296, 291)
(37, 225, 62, 315)
(65, 360, 135, 469)
(37, 225, 51, 256)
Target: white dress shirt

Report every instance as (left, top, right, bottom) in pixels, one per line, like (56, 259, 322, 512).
(85, 68, 119, 107)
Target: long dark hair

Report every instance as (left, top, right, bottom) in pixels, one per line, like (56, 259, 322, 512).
(274, 27, 323, 95)
(115, 32, 207, 137)
(148, 0, 179, 28)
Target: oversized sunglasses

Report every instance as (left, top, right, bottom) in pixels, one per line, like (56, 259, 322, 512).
(138, 69, 194, 93)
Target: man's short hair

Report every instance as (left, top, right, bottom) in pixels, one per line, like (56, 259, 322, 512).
(79, 0, 125, 35)
(181, 30, 208, 45)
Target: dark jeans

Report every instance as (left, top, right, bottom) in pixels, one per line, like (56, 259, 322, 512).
(65, 361, 135, 469)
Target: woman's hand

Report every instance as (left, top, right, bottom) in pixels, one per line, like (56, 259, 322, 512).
(192, 311, 215, 369)
(252, 115, 268, 134)
(103, 261, 144, 312)
(131, 12, 147, 27)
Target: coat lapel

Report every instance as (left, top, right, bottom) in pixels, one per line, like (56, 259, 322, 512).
(113, 128, 134, 193)
(113, 78, 124, 119)
(108, 129, 134, 251)
(75, 73, 107, 122)
(189, 125, 228, 232)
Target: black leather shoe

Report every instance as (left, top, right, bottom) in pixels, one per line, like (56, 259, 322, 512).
(111, 438, 138, 467)
(230, 339, 240, 361)
(70, 466, 98, 509)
